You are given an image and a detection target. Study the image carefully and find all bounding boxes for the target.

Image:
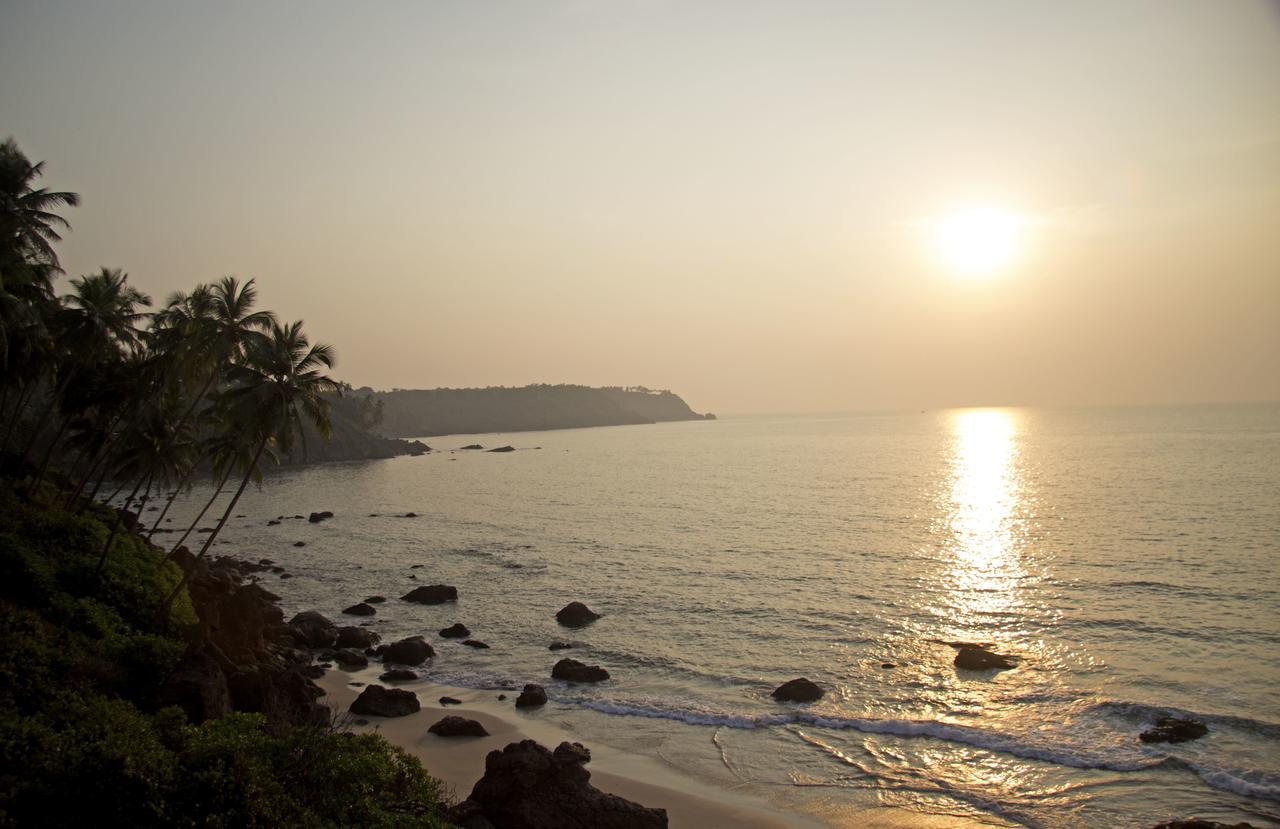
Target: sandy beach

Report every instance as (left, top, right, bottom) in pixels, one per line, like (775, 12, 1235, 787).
(317, 671, 989, 829)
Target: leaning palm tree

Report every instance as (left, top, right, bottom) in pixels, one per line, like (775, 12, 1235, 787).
(0, 137, 80, 276)
(160, 320, 338, 613)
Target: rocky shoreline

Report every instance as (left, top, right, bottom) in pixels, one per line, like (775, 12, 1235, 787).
(168, 545, 1255, 829)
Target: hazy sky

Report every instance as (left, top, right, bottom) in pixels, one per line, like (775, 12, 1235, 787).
(3, 1, 1278, 414)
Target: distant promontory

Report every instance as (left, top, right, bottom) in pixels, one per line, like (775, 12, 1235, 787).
(366, 384, 713, 438)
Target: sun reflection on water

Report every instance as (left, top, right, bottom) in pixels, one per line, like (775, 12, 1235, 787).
(945, 409, 1026, 628)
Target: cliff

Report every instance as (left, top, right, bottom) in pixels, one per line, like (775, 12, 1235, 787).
(367, 384, 710, 438)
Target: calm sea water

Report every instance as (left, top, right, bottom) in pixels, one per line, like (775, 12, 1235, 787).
(161, 404, 1280, 828)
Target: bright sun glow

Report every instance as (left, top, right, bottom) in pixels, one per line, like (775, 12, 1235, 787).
(934, 207, 1025, 276)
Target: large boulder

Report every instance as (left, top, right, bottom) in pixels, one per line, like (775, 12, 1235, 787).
(439, 622, 471, 639)
(402, 584, 458, 604)
(515, 684, 548, 708)
(552, 659, 609, 683)
(1140, 717, 1209, 744)
(287, 611, 338, 648)
(429, 715, 490, 737)
(555, 602, 601, 627)
(335, 626, 381, 649)
(349, 685, 420, 718)
(771, 678, 824, 703)
(449, 740, 667, 829)
(954, 645, 1017, 671)
(384, 635, 435, 666)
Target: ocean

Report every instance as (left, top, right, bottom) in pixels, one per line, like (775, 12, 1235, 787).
(160, 403, 1280, 828)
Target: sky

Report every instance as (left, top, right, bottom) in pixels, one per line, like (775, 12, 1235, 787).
(2, 0, 1278, 415)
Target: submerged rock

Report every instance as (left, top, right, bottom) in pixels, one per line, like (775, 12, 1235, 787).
(515, 684, 547, 708)
(342, 602, 376, 616)
(439, 622, 471, 639)
(771, 678, 824, 703)
(448, 740, 667, 829)
(383, 636, 435, 666)
(350, 685, 420, 718)
(463, 639, 490, 649)
(1140, 717, 1209, 744)
(430, 715, 489, 737)
(556, 601, 601, 627)
(402, 584, 458, 604)
(549, 642, 574, 651)
(954, 645, 1018, 671)
(552, 658, 610, 683)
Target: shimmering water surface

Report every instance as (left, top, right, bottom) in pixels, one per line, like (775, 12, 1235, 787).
(162, 404, 1280, 828)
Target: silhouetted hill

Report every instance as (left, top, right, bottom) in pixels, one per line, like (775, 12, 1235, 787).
(366, 384, 710, 438)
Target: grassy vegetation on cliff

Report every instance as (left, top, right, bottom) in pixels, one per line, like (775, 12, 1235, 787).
(0, 481, 453, 827)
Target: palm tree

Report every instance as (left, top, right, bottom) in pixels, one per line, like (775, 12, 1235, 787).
(160, 320, 338, 613)
(19, 268, 150, 471)
(0, 137, 80, 276)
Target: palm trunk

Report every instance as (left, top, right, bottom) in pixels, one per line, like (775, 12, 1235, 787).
(148, 452, 205, 542)
(0, 383, 34, 457)
(19, 375, 70, 466)
(165, 461, 233, 560)
(160, 437, 267, 617)
(29, 416, 72, 496)
(94, 472, 150, 576)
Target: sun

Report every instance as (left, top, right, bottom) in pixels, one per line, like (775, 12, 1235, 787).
(934, 207, 1025, 276)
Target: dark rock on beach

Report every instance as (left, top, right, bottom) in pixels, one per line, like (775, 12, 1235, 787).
(286, 611, 338, 648)
(439, 622, 471, 638)
(549, 642, 574, 651)
(402, 584, 458, 604)
(342, 602, 377, 616)
(448, 740, 668, 829)
(308, 511, 334, 523)
(335, 626, 381, 649)
(1140, 716, 1209, 744)
(954, 644, 1018, 671)
(429, 715, 489, 737)
(439, 696, 462, 706)
(384, 636, 435, 666)
(325, 648, 369, 669)
(771, 678, 824, 703)
(488, 445, 515, 452)
(556, 601, 601, 627)
(552, 658, 610, 683)
(293, 541, 306, 547)
(515, 684, 547, 708)
(380, 669, 418, 682)
(460, 444, 484, 450)
(463, 639, 490, 649)
(364, 595, 386, 604)
(350, 685, 420, 718)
